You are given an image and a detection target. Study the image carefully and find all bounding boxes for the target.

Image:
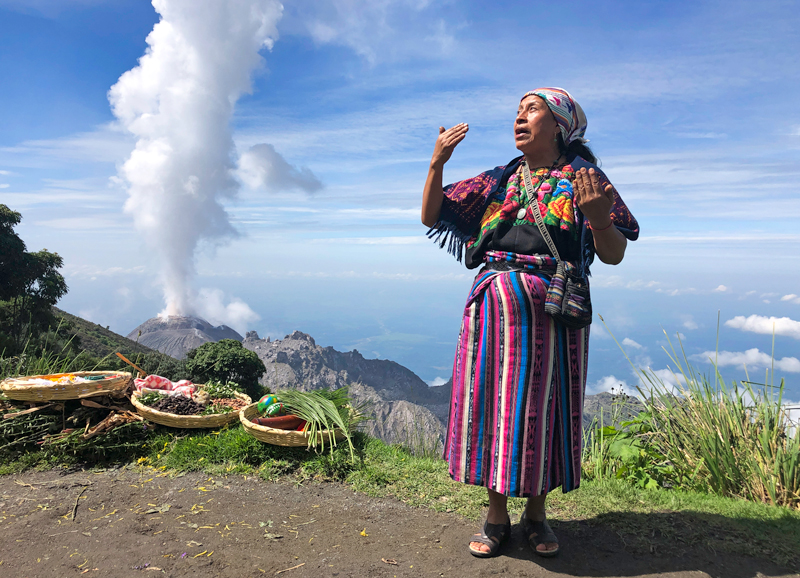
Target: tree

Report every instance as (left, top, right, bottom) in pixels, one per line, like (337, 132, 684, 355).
(0, 205, 26, 301)
(0, 205, 68, 352)
(185, 339, 266, 399)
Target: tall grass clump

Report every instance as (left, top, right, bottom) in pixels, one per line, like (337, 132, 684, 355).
(598, 315, 800, 508)
(0, 321, 101, 380)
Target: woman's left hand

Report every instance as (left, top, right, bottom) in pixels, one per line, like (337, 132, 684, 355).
(574, 167, 614, 229)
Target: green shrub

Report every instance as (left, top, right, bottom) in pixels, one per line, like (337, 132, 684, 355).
(185, 339, 265, 399)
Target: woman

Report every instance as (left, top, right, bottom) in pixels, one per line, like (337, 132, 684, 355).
(421, 88, 639, 558)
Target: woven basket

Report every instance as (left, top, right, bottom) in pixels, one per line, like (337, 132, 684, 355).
(240, 403, 345, 447)
(131, 390, 251, 429)
(0, 371, 133, 402)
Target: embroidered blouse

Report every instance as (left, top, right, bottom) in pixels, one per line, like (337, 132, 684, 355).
(427, 154, 639, 275)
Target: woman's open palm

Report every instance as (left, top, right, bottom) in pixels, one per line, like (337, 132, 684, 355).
(574, 167, 614, 227)
(431, 123, 468, 168)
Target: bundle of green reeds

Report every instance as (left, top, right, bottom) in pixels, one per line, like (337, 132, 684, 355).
(277, 387, 366, 459)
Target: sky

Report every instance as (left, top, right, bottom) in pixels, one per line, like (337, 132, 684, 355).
(1, 0, 799, 400)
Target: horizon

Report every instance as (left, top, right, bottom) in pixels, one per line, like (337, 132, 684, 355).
(1, 0, 799, 399)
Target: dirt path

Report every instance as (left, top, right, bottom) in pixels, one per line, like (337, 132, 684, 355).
(0, 468, 794, 578)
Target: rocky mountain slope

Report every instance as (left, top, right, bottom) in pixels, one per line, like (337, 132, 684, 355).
(126, 315, 243, 359)
(582, 391, 645, 428)
(243, 330, 450, 449)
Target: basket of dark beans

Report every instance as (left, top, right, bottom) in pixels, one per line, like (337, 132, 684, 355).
(131, 380, 250, 429)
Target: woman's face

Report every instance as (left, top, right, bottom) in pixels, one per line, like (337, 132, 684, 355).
(514, 95, 560, 154)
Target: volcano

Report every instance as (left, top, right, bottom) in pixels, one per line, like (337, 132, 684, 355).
(126, 315, 243, 359)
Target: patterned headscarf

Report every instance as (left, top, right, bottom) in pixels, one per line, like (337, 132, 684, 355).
(521, 87, 588, 145)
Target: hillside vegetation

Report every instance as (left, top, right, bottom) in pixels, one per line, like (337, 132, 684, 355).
(52, 307, 166, 360)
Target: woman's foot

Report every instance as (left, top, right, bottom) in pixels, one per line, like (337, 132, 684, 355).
(470, 489, 510, 555)
(520, 509, 559, 557)
(469, 510, 511, 555)
(468, 513, 511, 557)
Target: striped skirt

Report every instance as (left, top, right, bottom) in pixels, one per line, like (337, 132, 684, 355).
(443, 251, 589, 498)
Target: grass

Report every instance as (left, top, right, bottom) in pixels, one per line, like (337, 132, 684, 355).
(589, 316, 800, 507)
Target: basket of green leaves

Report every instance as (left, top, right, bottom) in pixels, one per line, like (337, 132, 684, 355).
(240, 387, 363, 455)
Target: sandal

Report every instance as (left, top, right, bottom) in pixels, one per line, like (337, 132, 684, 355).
(467, 518, 511, 558)
(519, 511, 559, 557)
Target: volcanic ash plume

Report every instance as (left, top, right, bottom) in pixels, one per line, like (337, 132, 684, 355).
(108, 0, 282, 320)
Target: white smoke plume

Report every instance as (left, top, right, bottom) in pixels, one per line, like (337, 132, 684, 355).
(194, 288, 260, 335)
(109, 0, 282, 318)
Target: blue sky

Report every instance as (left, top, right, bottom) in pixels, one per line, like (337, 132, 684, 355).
(1, 0, 799, 399)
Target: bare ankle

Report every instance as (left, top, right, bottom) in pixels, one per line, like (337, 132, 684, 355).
(524, 507, 546, 522)
(486, 509, 509, 524)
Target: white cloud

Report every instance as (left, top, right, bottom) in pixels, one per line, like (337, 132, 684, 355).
(657, 287, 698, 296)
(0, 184, 9, 189)
(781, 294, 800, 304)
(682, 315, 699, 330)
(0, 0, 111, 17)
(714, 285, 729, 292)
(312, 236, 426, 245)
(641, 234, 800, 244)
(622, 337, 643, 349)
(32, 216, 125, 231)
(674, 132, 727, 139)
(591, 276, 662, 290)
(427, 376, 448, 387)
(725, 315, 800, 340)
(646, 368, 688, 393)
(289, 0, 450, 64)
(0, 170, 10, 175)
(586, 375, 630, 395)
(0, 124, 133, 167)
(63, 264, 146, 279)
(237, 144, 322, 193)
(256, 270, 469, 281)
(692, 349, 800, 373)
(193, 288, 260, 335)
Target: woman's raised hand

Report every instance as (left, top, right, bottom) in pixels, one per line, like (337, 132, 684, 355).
(431, 123, 469, 169)
(574, 167, 614, 229)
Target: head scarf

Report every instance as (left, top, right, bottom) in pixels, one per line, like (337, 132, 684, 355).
(521, 87, 588, 145)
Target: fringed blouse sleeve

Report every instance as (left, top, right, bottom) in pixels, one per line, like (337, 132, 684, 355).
(606, 188, 639, 241)
(426, 165, 510, 262)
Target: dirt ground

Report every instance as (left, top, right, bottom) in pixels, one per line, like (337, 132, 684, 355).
(0, 468, 795, 578)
